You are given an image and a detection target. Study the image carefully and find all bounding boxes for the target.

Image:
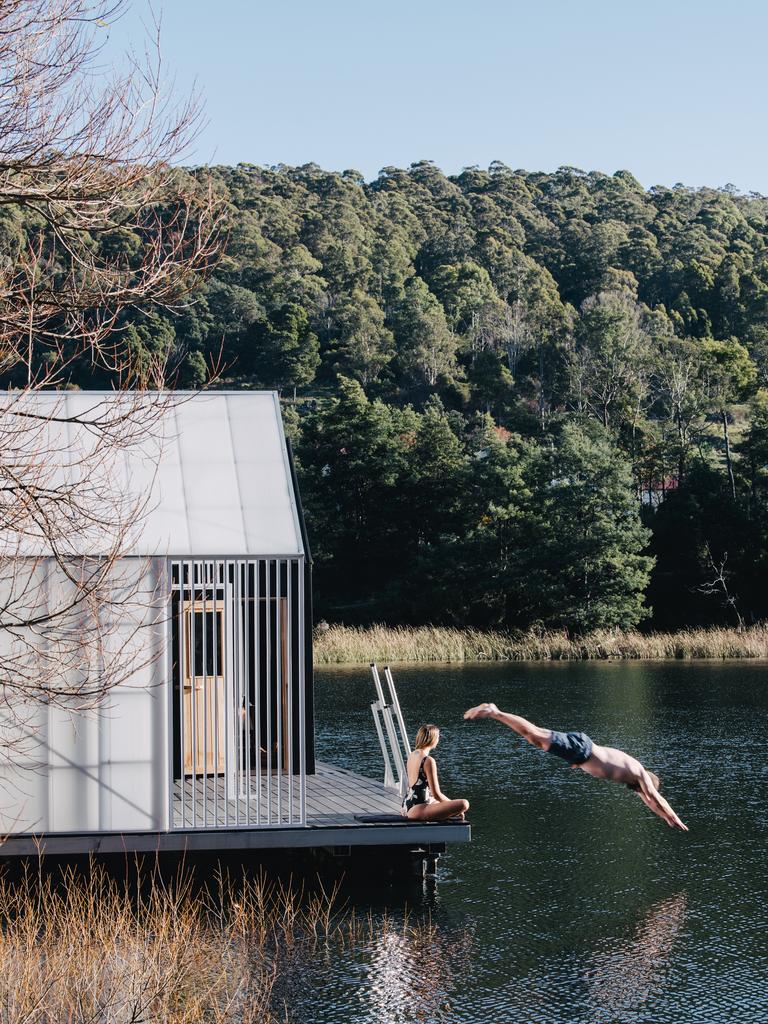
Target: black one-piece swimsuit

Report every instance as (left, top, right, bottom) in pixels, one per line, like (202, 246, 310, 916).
(402, 755, 433, 812)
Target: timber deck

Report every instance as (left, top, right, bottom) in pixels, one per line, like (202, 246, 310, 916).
(0, 761, 471, 856)
(172, 760, 405, 829)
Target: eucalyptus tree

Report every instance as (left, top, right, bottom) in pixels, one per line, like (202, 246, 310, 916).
(252, 303, 320, 397)
(393, 277, 457, 387)
(568, 290, 653, 431)
(296, 377, 410, 614)
(652, 337, 708, 485)
(333, 292, 394, 387)
(699, 338, 758, 498)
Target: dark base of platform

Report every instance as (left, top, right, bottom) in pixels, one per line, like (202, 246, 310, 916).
(0, 840, 451, 887)
(0, 818, 469, 859)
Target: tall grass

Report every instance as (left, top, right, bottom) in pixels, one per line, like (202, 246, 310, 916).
(0, 862, 433, 1024)
(313, 622, 768, 664)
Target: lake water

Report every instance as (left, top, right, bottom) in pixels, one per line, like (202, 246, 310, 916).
(286, 661, 768, 1024)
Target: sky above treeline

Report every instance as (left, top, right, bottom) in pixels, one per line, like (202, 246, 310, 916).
(109, 0, 768, 193)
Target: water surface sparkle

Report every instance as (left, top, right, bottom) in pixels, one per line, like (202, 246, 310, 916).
(287, 661, 768, 1024)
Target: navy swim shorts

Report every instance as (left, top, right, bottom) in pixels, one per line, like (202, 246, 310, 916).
(547, 730, 593, 765)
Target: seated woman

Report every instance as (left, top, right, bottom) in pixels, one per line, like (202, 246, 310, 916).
(402, 723, 469, 821)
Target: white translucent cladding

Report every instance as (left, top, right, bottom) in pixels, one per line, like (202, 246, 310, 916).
(0, 557, 48, 834)
(81, 556, 168, 832)
(0, 557, 169, 834)
(0, 763, 47, 834)
(106, 694, 154, 762)
(29, 688, 100, 833)
(47, 706, 100, 769)
(95, 558, 165, 687)
(0, 393, 71, 557)
(226, 393, 302, 552)
(146, 428, 190, 553)
(42, 684, 166, 833)
(0, 697, 47, 834)
(0, 390, 303, 556)
(0, 702, 46, 768)
(50, 766, 100, 832)
(105, 763, 158, 830)
(170, 392, 303, 555)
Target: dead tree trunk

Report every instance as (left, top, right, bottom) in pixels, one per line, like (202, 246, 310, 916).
(722, 409, 737, 501)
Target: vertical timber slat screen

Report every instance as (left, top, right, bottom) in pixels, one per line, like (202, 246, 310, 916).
(169, 558, 306, 829)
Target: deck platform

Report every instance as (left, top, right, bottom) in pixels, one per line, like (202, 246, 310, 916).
(0, 762, 471, 857)
(172, 760, 401, 829)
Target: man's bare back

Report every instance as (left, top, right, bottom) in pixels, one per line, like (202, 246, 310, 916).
(464, 702, 688, 832)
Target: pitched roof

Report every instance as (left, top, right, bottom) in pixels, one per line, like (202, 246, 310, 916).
(0, 391, 304, 557)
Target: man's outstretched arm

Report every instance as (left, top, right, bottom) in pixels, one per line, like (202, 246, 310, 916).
(464, 703, 551, 749)
(637, 771, 689, 831)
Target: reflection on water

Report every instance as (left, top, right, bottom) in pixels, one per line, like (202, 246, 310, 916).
(292, 661, 768, 1024)
(364, 924, 474, 1024)
(365, 932, 414, 1022)
(585, 893, 688, 1022)
(270, 908, 475, 1024)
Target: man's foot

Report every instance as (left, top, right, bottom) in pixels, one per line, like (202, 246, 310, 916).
(464, 702, 499, 720)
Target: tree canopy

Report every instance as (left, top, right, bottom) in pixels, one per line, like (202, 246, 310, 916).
(10, 158, 768, 631)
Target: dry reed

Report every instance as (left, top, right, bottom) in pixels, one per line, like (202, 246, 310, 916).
(0, 862, 431, 1024)
(313, 622, 768, 664)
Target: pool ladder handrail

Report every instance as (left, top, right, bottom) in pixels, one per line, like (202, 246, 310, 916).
(370, 663, 412, 794)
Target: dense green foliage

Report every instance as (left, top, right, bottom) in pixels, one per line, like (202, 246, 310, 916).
(12, 160, 768, 631)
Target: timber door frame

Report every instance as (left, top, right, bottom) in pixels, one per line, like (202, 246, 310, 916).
(182, 597, 227, 776)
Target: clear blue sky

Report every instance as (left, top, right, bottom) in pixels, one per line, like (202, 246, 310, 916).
(109, 0, 768, 191)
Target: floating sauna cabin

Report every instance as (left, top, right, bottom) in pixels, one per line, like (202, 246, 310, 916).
(0, 391, 469, 861)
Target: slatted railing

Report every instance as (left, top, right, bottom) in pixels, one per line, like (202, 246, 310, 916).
(169, 558, 306, 828)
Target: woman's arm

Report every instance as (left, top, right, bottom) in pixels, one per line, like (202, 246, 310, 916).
(423, 756, 450, 802)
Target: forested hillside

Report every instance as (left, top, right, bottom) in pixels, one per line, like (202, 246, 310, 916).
(9, 161, 768, 631)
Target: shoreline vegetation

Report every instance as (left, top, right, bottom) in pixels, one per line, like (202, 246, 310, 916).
(0, 864, 429, 1023)
(313, 623, 768, 665)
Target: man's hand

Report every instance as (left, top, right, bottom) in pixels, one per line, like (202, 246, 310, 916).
(464, 702, 499, 720)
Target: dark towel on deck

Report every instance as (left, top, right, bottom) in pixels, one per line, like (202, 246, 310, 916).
(354, 814, 465, 825)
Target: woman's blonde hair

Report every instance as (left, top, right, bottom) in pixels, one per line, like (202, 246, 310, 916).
(414, 724, 440, 749)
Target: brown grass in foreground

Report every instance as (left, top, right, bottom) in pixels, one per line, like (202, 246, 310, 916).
(0, 863, 432, 1024)
(313, 623, 768, 664)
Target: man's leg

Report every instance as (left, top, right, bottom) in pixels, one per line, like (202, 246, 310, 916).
(464, 704, 552, 749)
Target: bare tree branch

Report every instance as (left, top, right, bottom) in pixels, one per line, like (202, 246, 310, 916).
(0, 0, 223, 386)
(0, 1, 223, 764)
(697, 542, 744, 629)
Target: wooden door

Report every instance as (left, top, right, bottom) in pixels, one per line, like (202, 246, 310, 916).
(183, 599, 226, 775)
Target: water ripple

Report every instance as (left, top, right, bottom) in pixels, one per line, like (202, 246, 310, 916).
(291, 661, 768, 1024)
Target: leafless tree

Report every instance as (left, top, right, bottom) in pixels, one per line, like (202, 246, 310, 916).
(698, 543, 744, 629)
(0, 0, 222, 758)
(470, 300, 533, 377)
